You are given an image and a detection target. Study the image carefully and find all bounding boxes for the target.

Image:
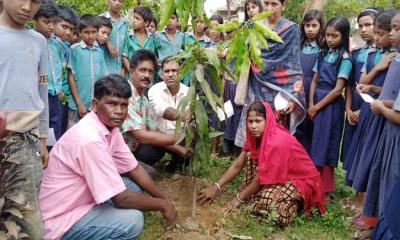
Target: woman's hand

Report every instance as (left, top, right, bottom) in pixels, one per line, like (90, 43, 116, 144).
(350, 110, 360, 124)
(222, 197, 241, 213)
(307, 105, 319, 121)
(370, 100, 385, 115)
(375, 52, 396, 72)
(357, 84, 372, 94)
(197, 184, 219, 205)
(281, 101, 296, 115)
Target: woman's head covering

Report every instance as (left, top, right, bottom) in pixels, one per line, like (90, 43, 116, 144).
(243, 101, 325, 215)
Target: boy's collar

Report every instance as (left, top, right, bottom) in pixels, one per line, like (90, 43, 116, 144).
(79, 40, 99, 49)
(129, 29, 151, 37)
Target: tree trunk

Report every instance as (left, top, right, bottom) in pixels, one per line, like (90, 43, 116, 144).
(304, 0, 326, 13)
(226, 0, 232, 20)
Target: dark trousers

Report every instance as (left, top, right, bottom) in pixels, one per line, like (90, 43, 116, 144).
(48, 94, 65, 140)
(133, 144, 185, 171)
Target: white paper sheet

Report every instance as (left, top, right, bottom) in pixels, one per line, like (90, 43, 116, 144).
(217, 100, 235, 121)
(274, 92, 289, 111)
(360, 93, 375, 103)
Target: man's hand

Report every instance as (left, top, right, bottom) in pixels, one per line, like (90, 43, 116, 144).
(161, 199, 177, 227)
(39, 138, 49, 168)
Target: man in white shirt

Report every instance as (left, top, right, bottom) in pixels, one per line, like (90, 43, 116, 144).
(148, 57, 188, 134)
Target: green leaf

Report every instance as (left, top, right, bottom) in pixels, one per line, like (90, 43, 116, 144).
(215, 18, 241, 33)
(207, 66, 223, 97)
(253, 21, 283, 43)
(204, 50, 221, 73)
(251, 10, 273, 21)
(199, 80, 218, 114)
(159, 0, 176, 30)
(255, 30, 269, 50)
(4, 221, 18, 238)
(194, 64, 205, 83)
(6, 208, 23, 218)
(195, 100, 209, 137)
(226, 31, 240, 63)
(249, 31, 263, 70)
(239, 51, 251, 85)
(208, 131, 225, 138)
(175, 95, 189, 134)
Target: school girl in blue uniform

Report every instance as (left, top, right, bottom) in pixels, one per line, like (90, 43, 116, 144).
(308, 17, 352, 197)
(346, 9, 398, 195)
(342, 8, 380, 178)
(295, 9, 325, 153)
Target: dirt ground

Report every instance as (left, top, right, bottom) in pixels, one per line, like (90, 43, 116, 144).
(155, 174, 238, 240)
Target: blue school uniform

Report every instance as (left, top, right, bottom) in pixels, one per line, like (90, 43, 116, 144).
(295, 41, 320, 152)
(310, 49, 352, 167)
(372, 180, 400, 240)
(55, 37, 71, 135)
(100, 12, 129, 74)
(347, 49, 396, 191)
(154, 30, 195, 62)
(362, 60, 400, 218)
(68, 41, 107, 111)
(341, 45, 375, 163)
(47, 35, 65, 140)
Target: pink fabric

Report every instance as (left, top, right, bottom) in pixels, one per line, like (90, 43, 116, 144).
(318, 166, 335, 193)
(39, 112, 138, 239)
(243, 102, 325, 215)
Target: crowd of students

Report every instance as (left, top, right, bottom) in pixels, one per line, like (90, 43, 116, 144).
(1, 0, 400, 239)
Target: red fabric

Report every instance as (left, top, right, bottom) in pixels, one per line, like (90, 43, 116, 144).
(243, 102, 325, 215)
(318, 166, 336, 193)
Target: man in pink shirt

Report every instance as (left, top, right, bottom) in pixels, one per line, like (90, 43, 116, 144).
(39, 74, 177, 240)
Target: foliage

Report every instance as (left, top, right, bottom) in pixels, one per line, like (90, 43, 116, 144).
(55, 0, 160, 19)
(0, 142, 31, 240)
(215, 11, 283, 80)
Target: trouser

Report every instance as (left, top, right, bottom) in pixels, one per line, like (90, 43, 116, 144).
(2, 131, 43, 239)
(48, 94, 64, 140)
(67, 109, 81, 129)
(61, 177, 144, 240)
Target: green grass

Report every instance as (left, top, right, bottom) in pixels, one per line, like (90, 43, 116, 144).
(140, 156, 355, 240)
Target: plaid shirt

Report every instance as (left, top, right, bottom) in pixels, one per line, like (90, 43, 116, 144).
(121, 81, 157, 151)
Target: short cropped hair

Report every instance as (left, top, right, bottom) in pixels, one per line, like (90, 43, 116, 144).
(129, 49, 158, 70)
(97, 16, 113, 30)
(161, 56, 180, 70)
(210, 15, 224, 24)
(149, 16, 158, 28)
(134, 6, 153, 22)
(78, 14, 99, 32)
(34, 0, 59, 19)
(57, 5, 78, 26)
(94, 74, 132, 100)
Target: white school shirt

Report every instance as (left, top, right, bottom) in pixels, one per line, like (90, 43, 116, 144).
(148, 82, 188, 134)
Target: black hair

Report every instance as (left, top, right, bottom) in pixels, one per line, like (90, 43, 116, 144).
(247, 101, 266, 118)
(374, 9, 398, 32)
(357, 7, 383, 22)
(300, 9, 325, 48)
(78, 14, 99, 32)
(94, 74, 132, 100)
(97, 16, 113, 30)
(134, 6, 153, 22)
(244, 0, 263, 21)
(161, 56, 181, 70)
(34, 0, 59, 20)
(129, 49, 158, 70)
(149, 16, 158, 28)
(210, 15, 224, 24)
(321, 16, 350, 66)
(57, 5, 78, 26)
